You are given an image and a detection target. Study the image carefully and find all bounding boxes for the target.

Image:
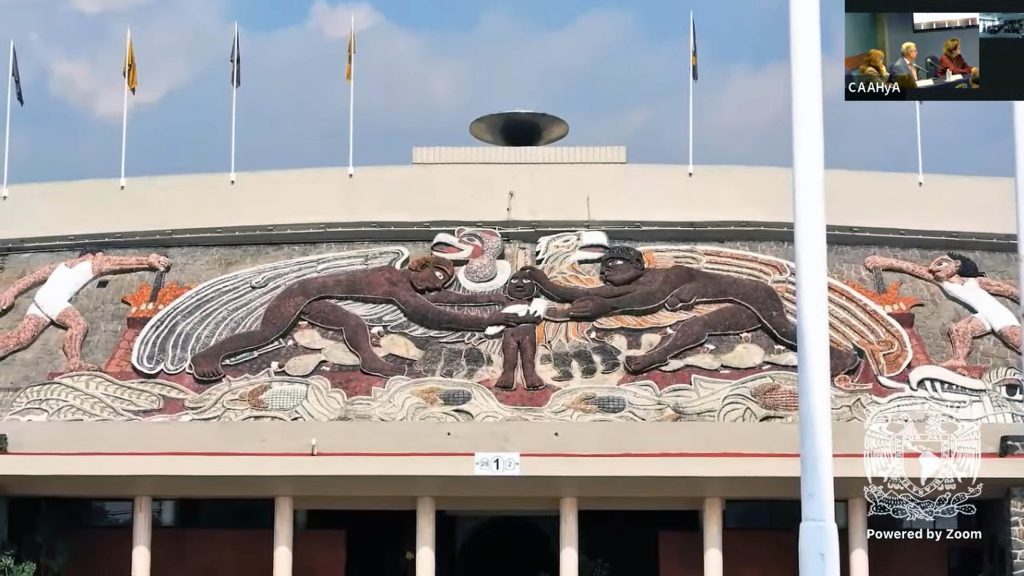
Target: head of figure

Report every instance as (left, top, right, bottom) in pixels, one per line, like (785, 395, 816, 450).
(902, 42, 918, 61)
(599, 246, 645, 287)
(929, 252, 985, 280)
(864, 49, 885, 71)
(408, 256, 455, 292)
(505, 270, 538, 300)
(944, 38, 961, 57)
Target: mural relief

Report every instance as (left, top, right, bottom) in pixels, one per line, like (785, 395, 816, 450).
(0, 251, 170, 372)
(0, 232, 1021, 423)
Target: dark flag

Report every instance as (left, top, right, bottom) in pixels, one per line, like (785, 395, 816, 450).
(230, 27, 240, 88)
(691, 18, 698, 81)
(11, 44, 23, 106)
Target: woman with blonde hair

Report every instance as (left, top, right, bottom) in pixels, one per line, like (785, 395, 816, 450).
(938, 37, 977, 77)
(858, 49, 888, 84)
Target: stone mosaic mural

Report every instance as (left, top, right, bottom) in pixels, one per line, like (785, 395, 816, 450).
(0, 229, 1021, 423)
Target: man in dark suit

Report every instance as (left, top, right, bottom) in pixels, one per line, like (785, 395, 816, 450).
(889, 41, 919, 82)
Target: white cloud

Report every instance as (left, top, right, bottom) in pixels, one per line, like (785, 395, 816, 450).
(70, 0, 153, 15)
(37, 0, 227, 120)
(307, 1, 384, 38)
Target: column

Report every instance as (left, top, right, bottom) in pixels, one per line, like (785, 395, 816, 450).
(416, 496, 436, 576)
(560, 497, 579, 576)
(274, 497, 294, 576)
(1009, 488, 1024, 576)
(0, 497, 8, 544)
(848, 498, 868, 576)
(131, 496, 152, 576)
(703, 497, 723, 576)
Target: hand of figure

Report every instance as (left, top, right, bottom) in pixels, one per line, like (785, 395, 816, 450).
(569, 295, 612, 319)
(665, 293, 695, 311)
(148, 254, 171, 272)
(500, 312, 540, 326)
(863, 255, 888, 271)
(520, 266, 546, 281)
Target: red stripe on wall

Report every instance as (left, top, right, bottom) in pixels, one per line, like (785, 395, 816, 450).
(1, 450, 1021, 458)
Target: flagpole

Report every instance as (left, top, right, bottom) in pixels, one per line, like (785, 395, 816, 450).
(347, 14, 355, 178)
(915, 101, 923, 186)
(1014, 102, 1024, 376)
(230, 21, 238, 185)
(789, 0, 840, 570)
(3, 39, 13, 199)
(688, 10, 694, 177)
(120, 27, 130, 190)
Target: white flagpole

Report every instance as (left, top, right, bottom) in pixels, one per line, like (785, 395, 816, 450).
(230, 21, 238, 185)
(3, 40, 13, 199)
(347, 14, 355, 178)
(120, 27, 130, 190)
(915, 101, 923, 186)
(789, 0, 840, 571)
(1013, 102, 1024, 375)
(688, 11, 694, 177)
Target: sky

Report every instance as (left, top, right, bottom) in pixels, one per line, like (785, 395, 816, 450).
(0, 0, 1014, 184)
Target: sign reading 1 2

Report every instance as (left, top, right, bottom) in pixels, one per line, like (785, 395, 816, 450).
(474, 452, 521, 476)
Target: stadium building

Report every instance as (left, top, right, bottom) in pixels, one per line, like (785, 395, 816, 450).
(0, 113, 1022, 576)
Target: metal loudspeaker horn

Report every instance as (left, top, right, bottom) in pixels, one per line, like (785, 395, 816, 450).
(469, 111, 569, 147)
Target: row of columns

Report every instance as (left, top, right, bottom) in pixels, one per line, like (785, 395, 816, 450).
(128, 495, 871, 576)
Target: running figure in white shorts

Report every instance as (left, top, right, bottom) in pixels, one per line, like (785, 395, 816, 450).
(0, 250, 171, 372)
(864, 252, 1019, 372)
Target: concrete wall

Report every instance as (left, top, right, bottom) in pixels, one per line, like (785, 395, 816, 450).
(846, 13, 880, 57)
(0, 164, 1015, 250)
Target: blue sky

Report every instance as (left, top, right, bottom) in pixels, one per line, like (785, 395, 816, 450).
(0, 0, 1014, 184)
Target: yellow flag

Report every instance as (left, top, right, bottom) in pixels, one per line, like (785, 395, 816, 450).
(346, 27, 355, 82)
(122, 35, 137, 94)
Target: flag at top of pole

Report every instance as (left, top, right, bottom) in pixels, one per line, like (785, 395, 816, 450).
(231, 24, 240, 88)
(346, 19, 355, 82)
(691, 16, 698, 81)
(3, 40, 24, 199)
(119, 28, 136, 189)
(230, 22, 240, 184)
(347, 14, 356, 178)
(688, 11, 697, 176)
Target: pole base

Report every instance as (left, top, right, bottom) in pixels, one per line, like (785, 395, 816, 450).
(1, 187, 7, 200)
(799, 519, 841, 575)
(348, 167, 354, 178)
(119, 177, 127, 190)
(230, 173, 236, 185)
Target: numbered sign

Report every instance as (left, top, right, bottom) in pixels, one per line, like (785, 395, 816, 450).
(474, 452, 521, 476)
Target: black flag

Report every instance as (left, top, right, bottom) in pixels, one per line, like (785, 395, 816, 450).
(11, 44, 23, 106)
(230, 28, 240, 88)
(691, 19, 698, 82)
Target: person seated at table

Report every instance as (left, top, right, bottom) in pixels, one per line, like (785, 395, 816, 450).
(937, 37, 977, 78)
(857, 49, 888, 84)
(889, 42, 919, 81)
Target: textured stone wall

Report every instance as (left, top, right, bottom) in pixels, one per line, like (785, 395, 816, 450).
(1011, 488, 1024, 576)
(0, 239, 1018, 389)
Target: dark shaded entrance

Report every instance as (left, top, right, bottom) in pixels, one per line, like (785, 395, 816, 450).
(439, 513, 558, 576)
